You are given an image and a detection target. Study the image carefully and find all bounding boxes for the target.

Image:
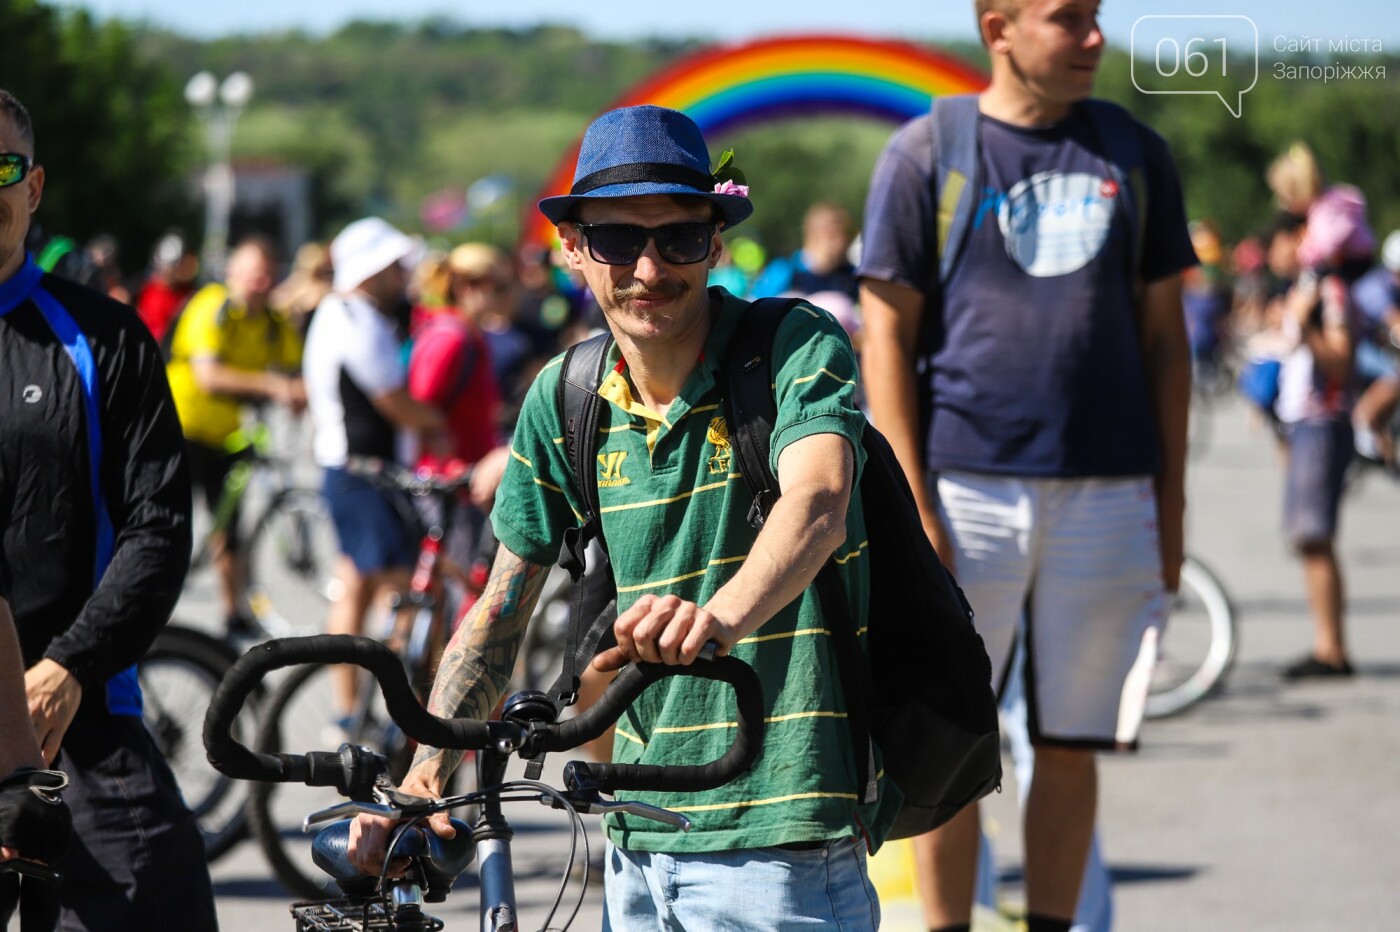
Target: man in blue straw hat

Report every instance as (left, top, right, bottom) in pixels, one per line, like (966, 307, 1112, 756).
(351, 104, 897, 928)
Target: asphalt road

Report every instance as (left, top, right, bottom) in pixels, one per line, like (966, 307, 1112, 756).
(177, 395, 1400, 931)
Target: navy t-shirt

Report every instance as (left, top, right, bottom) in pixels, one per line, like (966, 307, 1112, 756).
(859, 103, 1197, 477)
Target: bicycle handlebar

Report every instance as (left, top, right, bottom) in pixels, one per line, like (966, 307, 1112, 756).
(203, 635, 765, 797)
(345, 456, 475, 497)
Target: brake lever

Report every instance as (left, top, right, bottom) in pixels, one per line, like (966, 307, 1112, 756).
(301, 800, 402, 832)
(579, 794, 694, 828)
(542, 782, 693, 832)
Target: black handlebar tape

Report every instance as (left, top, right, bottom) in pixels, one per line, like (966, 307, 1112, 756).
(542, 656, 766, 793)
(203, 635, 496, 781)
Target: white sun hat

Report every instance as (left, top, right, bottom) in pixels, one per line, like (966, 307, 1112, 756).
(330, 217, 420, 293)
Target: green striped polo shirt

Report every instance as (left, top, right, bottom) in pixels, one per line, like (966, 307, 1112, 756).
(492, 287, 901, 853)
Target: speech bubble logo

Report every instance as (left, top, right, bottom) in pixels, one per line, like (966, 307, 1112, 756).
(1131, 15, 1259, 118)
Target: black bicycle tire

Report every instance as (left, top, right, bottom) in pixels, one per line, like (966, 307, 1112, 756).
(244, 487, 339, 637)
(140, 625, 253, 862)
(1144, 556, 1239, 719)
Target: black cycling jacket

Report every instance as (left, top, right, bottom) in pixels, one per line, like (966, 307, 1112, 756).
(0, 254, 191, 716)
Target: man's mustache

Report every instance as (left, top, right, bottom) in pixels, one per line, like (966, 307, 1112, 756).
(612, 280, 689, 304)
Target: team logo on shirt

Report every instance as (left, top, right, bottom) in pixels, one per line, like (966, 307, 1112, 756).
(706, 417, 732, 475)
(598, 450, 631, 487)
(22, 385, 43, 404)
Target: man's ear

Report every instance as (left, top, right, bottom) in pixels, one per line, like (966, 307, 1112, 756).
(709, 224, 725, 270)
(26, 164, 44, 214)
(982, 10, 1013, 53)
(558, 223, 585, 271)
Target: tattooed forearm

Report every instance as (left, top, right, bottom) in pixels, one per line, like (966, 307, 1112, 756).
(409, 545, 550, 779)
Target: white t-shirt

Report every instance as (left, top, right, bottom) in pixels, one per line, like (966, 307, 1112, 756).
(304, 292, 405, 467)
(1276, 274, 1358, 425)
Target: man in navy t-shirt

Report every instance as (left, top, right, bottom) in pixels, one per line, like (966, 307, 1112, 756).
(858, 3, 1196, 931)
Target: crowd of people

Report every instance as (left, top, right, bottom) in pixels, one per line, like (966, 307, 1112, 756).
(2, 0, 1398, 929)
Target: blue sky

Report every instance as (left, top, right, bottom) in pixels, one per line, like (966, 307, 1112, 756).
(61, 0, 1400, 47)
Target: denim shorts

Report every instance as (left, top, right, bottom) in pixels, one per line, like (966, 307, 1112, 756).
(602, 838, 880, 931)
(321, 466, 417, 574)
(1283, 419, 1354, 546)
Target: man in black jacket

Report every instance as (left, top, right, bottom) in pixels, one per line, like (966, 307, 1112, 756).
(0, 87, 216, 930)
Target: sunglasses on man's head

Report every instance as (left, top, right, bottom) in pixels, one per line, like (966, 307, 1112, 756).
(0, 153, 33, 189)
(575, 222, 715, 266)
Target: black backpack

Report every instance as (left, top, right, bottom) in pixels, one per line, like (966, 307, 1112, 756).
(552, 295, 1001, 840)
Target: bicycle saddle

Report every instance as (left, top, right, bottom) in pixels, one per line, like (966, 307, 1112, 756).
(312, 817, 475, 901)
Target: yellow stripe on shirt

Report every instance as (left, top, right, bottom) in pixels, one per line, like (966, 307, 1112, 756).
(833, 541, 869, 564)
(599, 477, 733, 514)
(613, 553, 748, 594)
(651, 710, 848, 735)
(791, 367, 858, 388)
(669, 790, 861, 814)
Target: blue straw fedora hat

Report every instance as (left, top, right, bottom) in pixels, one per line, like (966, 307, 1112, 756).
(538, 105, 753, 229)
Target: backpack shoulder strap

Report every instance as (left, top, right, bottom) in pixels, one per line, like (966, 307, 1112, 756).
(549, 331, 616, 710)
(931, 94, 982, 287)
(1078, 98, 1149, 289)
(723, 297, 803, 527)
(556, 332, 614, 529)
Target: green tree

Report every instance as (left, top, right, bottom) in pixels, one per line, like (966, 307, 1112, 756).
(4, 0, 196, 266)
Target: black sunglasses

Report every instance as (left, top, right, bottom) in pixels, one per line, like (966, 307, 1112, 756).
(575, 222, 715, 266)
(0, 153, 32, 189)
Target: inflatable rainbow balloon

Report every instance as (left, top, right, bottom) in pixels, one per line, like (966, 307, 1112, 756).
(524, 34, 988, 246)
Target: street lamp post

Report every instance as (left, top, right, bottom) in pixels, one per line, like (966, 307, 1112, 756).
(185, 70, 253, 282)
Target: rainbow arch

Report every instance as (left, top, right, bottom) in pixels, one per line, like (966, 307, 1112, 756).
(525, 35, 988, 245)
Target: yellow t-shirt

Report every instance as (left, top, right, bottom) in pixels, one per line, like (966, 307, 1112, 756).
(166, 283, 302, 447)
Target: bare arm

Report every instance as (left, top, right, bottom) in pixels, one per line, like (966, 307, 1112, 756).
(1288, 277, 1354, 382)
(701, 432, 853, 638)
(0, 601, 43, 777)
(407, 544, 551, 792)
(1140, 273, 1192, 592)
(593, 430, 855, 670)
(348, 543, 551, 872)
(191, 358, 300, 404)
(859, 278, 956, 568)
(370, 387, 446, 433)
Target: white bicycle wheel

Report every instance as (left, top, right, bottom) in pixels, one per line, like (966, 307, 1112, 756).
(245, 488, 341, 638)
(1145, 556, 1238, 719)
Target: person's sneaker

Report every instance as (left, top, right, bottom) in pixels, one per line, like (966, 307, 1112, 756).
(321, 715, 357, 748)
(1280, 654, 1354, 680)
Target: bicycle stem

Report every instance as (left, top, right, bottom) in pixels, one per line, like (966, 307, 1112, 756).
(475, 741, 518, 932)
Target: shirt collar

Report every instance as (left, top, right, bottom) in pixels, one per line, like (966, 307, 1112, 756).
(0, 253, 43, 318)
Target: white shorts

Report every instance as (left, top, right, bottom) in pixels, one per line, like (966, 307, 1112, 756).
(933, 472, 1166, 749)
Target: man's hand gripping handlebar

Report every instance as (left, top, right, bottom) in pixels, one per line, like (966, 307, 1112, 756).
(201, 635, 765, 877)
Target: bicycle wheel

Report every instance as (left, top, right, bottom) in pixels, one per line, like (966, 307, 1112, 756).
(139, 625, 255, 862)
(1145, 557, 1238, 719)
(245, 487, 340, 638)
(248, 661, 417, 900)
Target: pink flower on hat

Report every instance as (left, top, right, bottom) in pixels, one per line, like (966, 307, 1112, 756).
(713, 180, 750, 197)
